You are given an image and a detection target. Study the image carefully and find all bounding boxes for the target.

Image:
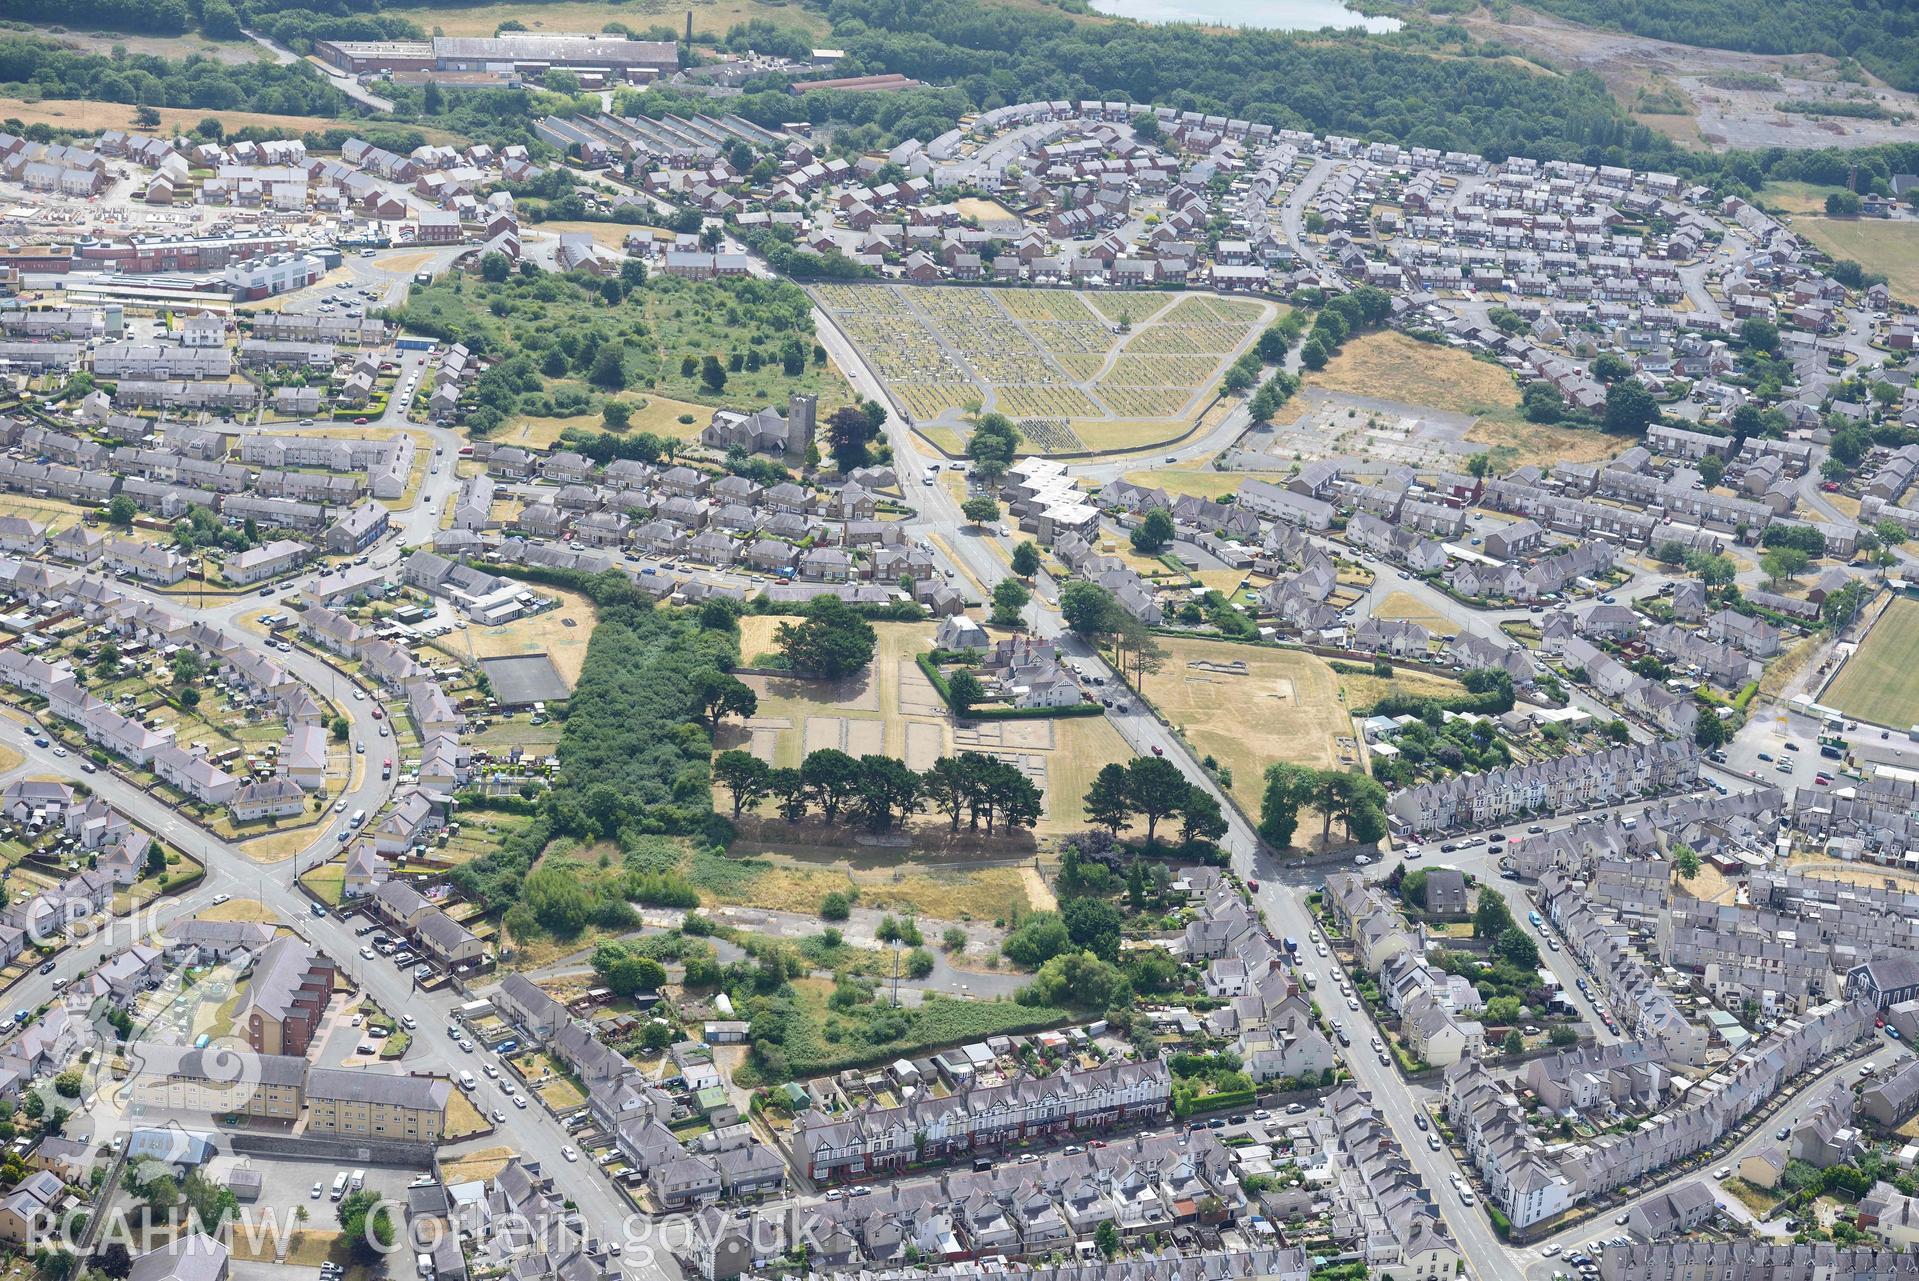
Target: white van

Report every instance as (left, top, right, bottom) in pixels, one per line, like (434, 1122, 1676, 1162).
(330, 1172, 349, 1201)
(459, 1071, 477, 1091)
(351, 1169, 366, 1190)
(350, 810, 367, 828)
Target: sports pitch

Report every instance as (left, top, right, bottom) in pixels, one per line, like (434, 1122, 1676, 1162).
(1824, 596, 1919, 728)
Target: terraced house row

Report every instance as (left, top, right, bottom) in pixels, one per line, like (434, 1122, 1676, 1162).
(789, 1059, 1173, 1182)
(1385, 739, 1697, 835)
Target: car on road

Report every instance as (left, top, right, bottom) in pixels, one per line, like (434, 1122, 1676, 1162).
(1714, 1168, 1731, 1180)
(1543, 1246, 1562, 1258)
(211, 894, 230, 906)
(1346, 996, 1359, 1010)
(459, 1038, 475, 1052)
(1151, 745, 1163, 756)
(561, 1146, 578, 1162)
(51, 747, 65, 758)
(356, 743, 366, 754)
(1777, 1126, 1792, 1141)
(312, 1183, 324, 1199)
(492, 1109, 506, 1123)
(401, 1015, 416, 1029)
(361, 947, 376, 959)
(513, 1094, 528, 1108)
(80, 762, 95, 774)
(37, 961, 54, 975)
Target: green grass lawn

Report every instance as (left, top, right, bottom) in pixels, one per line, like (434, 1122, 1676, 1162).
(1790, 216, 1919, 305)
(1825, 596, 1919, 727)
(301, 864, 346, 905)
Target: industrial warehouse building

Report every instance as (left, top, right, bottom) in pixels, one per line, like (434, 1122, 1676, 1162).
(315, 34, 678, 84)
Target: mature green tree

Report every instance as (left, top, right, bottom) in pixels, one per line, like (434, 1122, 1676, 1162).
(1740, 317, 1779, 353)
(1003, 912, 1072, 968)
(963, 495, 1001, 528)
(922, 756, 974, 831)
(946, 669, 985, 714)
(1474, 887, 1515, 939)
(1672, 843, 1701, 880)
(990, 577, 1029, 626)
(1127, 756, 1190, 845)
(825, 405, 879, 472)
(337, 1190, 395, 1264)
(1018, 950, 1132, 1010)
(1592, 352, 1632, 383)
(592, 941, 668, 995)
(1179, 787, 1227, 846)
(1496, 927, 1540, 969)
(1060, 581, 1121, 639)
(1130, 507, 1175, 553)
(800, 748, 862, 825)
(713, 750, 771, 819)
(1084, 762, 1134, 834)
(589, 344, 628, 389)
(986, 758, 1042, 833)
(1762, 546, 1810, 587)
(1603, 380, 1659, 435)
(1259, 762, 1315, 848)
(1063, 897, 1123, 962)
(1011, 541, 1041, 576)
(967, 413, 1021, 482)
(854, 754, 922, 830)
(692, 671, 758, 733)
(775, 597, 877, 677)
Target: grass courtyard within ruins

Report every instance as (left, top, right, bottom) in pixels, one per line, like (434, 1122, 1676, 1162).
(721, 618, 1132, 835)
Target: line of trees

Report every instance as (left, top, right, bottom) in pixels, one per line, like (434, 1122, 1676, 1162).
(1258, 762, 1388, 849)
(1082, 755, 1227, 847)
(713, 746, 1042, 834)
(0, 36, 351, 117)
(1294, 285, 1393, 371)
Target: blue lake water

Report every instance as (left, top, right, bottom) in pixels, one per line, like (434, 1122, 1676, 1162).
(1090, 0, 1402, 32)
